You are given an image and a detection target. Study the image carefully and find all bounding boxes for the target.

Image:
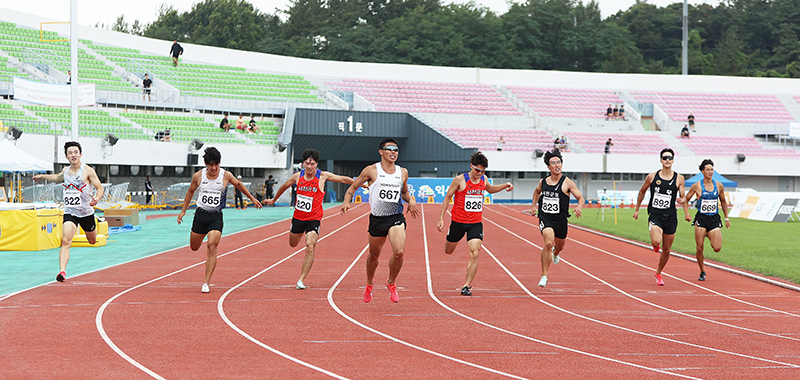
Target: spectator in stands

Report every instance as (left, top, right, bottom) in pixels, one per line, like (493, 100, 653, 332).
(681, 124, 691, 139)
(235, 114, 247, 132)
(497, 136, 505, 151)
(688, 112, 696, 132)
(154, 129, 171, 142)
(66, 70, 71, 85)
(219, 113, 231, 133)
(605, 138, 614, 154)
(249, 116, 260, 134)
(619, 105, 626, 121)
(613, 105, 619, 120)
(235, 175, 244, 209)
(142, 74, 153, 101)
(145, 175, 154, 205)
(170, 40, 184, 67)
(606, 104, 613, 120)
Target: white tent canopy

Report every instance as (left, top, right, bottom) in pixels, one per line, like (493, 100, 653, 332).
(0, 139, 52, 172)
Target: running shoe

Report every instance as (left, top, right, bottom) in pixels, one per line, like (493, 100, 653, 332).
(699, 271, 706, 281)
(461, 286, 472, 296)
(653, 244, 661, 253)
(363, 285, 373, 303)
(56, 271, 66, 282)
(296, 280, 306, 290)
(552, 254, 560, 265)
(387, 282, 399, 303)
(654, 273, 664, 286)
(201, 283, 210, 293)
(538, 276, 548, 287)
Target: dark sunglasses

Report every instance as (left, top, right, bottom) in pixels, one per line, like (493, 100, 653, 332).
(383, 145, 399, 152)
(471, 165, 485, 173)
(661, 156, 674, 161)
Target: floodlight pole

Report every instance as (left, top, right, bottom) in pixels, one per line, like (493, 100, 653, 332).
(682, 0, 688, 76)
(70, 0, 79, 140)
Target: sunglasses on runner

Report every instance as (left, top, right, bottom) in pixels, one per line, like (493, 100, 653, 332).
(471, 165, 485, 173)
(661, 156, 674, 161)
(383, 145, 399, 152)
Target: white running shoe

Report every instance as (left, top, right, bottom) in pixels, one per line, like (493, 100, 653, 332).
(201, 283, 210, 293)
(296, 280, 306, 290)
(553, 254, 560, 264)
(538, 276, 548, 287)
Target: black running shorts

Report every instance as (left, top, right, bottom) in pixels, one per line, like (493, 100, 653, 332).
(538, 214, 568, 240)
(368, 213, 406, 237)
(64, 214, 96, 233)
(291, 218, 321, 235)
(648, 213, 678, 235)
(192, 208, 224, 235)
(446, 221, 483, 243)
(693, 213, 721, 231)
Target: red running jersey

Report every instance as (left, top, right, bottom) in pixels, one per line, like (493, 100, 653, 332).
(451, 173, 485, 224)
(294, 169, 325, 221)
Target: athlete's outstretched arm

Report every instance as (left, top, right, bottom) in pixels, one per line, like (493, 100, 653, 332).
(267, 173, 299, 206)
(227, 171, 262, 209)
(341, 165, 374, 215)
(33, 169, 64, 183)
(437, 176, 461, 231)
(486, 180, 513, 194)
(322, 172, 355, 185)
(177, 171, 202, 225)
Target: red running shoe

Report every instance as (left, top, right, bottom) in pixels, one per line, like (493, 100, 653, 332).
(363, 285, 373, 303)
(56, 271, 66, 282)
(653, 244, 660, 253)
(386, 282, 399, 303)
(654, 273, 664, 286)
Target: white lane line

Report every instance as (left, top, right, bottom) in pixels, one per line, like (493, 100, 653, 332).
(216, 210, 371, 380)
(425, 206, 701, 379)
(480, 214, 800, 368)
(96, 205, 364, 379)
(489, 205, 800, 320)
(327, 244, 530, 379)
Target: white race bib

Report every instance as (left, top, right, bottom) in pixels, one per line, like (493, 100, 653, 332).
(700, 199, 718, 214)
(64, 189, 83, 206)
(295, 194, 313, 213)
(464, 194, 483, 212)
(197, 190, 222, 209)
(542, 196, 560, 214)
(378, 186, 401, 203)
(652, 193, 671, 209)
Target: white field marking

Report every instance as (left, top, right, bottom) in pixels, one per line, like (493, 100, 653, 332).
(0, 208, 304, 301)
(480, 215, 800, 368)
(327, 244, 530, 380)
(490, 204, 800, 318)
(496, 203, 800, 295)
(216, 210, 372, 380)
(95, 205, 364, 379)
(428, 206, 700, 379)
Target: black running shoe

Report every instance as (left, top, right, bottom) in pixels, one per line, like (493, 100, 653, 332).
(699, 271, 706, 281)
(461, 286, 472, 296)
(56, 271, 66, 282)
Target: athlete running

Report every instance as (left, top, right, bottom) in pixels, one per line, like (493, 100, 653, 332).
(682, 159, 730, 281)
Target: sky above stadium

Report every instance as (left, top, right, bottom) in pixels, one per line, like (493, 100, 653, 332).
(6, 0, 721, 28)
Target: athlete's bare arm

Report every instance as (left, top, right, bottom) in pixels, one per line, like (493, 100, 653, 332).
(400, 168, 420, 219)
(718, 182, 731, 229)
(437, 175, 464, 231)
(177, 171, 202, 225)
(485, 180, 513, 194)
(341, 165, 376, 215)
(33, 168, 65, 183)
(227, 171, 262, 209)
(633, 172, 655, 220)
(266, 173, 300, 206)
(564, 178, 584, 218)
(683, 182, 701, 205)
(84, 166, 104, 206)
(677, 174, 690, 221)
(530, 179, 543, 217)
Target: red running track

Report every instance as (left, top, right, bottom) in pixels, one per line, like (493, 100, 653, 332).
(1, 203, 799, 379)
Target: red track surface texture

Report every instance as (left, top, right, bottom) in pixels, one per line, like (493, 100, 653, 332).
(2, 204, 799, 379)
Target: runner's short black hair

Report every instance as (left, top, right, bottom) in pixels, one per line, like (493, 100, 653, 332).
(699, 159, 714, 171)
(660, 148, 675, 158)
(471, 151, 488, 168)
(302, 149, 320, 163)
(64, 141, 82, 155)
(379, 138, 399, 149)
(544, 148, 563, 165)
(203, 147, 221, 165)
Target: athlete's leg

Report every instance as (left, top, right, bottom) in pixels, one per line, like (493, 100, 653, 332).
(694, 226, 708, 273)
(657, 233, 675, 275)
(366, 235, 387, 286)
(298, 231, 319, 283)
(203, 230, 222, 284)
(85, 227, 98, 245)
(189, 231, 206, 251)
(540, 228, 555, 277)
(553, 237, 566, 258)
(707, 228, 723, 253)
(289, 232, 304, 248)
(444, 240, 459, 255)
(59, 222, 78, 272)
(649, 223, 664, 251)
(464, 238, 482, 288)
(386, 225, 406, 285)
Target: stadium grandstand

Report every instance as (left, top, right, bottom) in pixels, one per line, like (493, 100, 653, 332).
(1, 6, 799, 208)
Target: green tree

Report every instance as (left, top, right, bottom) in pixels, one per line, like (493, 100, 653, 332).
(714, 27, 749, 75)
(684, 29, 714, 74)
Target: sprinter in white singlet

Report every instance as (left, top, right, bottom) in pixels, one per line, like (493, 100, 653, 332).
(341, 138, 420, 303)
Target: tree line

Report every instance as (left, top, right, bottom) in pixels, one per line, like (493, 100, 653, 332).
(105, 0, 800, 78)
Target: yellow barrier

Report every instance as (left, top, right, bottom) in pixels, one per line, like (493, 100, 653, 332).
(0, 208, 62, 251)
(72, 220, 108, 247)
